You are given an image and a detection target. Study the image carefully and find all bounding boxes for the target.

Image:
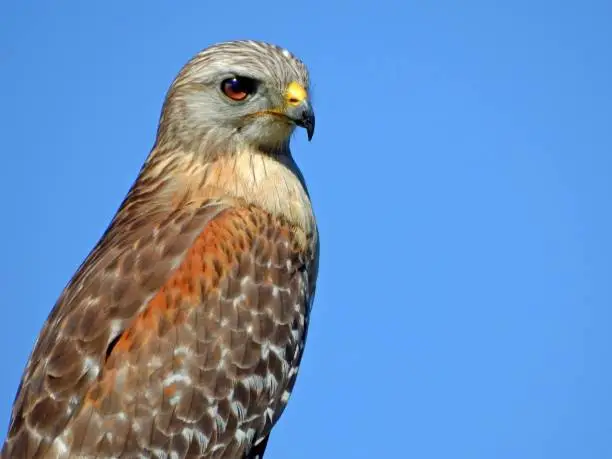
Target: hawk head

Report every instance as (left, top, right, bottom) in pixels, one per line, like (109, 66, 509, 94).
(157, 40, 315, 154)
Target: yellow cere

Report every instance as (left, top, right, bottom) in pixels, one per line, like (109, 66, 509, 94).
(285, 81, 307, 106)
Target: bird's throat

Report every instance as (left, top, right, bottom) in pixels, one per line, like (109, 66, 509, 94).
(144, 146, 315, 237)
(203, 149, 315, 235)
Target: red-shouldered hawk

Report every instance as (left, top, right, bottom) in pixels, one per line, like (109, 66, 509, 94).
(2, 40, 318, 459)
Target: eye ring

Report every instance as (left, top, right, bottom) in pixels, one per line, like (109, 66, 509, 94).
(221, 76, 257, 101)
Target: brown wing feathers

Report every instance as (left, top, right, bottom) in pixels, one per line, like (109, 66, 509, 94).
(3, 204, 315, 458)
(3, 198, 228, 457)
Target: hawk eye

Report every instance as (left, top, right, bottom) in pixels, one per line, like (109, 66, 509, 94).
(221, 76, 257, 101)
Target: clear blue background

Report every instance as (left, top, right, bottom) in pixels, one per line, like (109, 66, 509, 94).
(1, 2, 611, 458)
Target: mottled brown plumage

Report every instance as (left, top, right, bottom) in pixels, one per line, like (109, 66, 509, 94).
(3, 40, 318, 458)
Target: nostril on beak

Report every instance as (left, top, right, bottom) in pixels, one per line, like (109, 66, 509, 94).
(285, 82, 307, 107)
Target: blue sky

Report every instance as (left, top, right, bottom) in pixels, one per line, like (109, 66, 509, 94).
(1, 1, 611, 458)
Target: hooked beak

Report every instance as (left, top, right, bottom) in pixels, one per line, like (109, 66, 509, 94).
(290, 101, 315, 141)
(284, 81, 315, 141)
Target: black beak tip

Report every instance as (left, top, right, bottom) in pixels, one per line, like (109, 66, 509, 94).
(292, 106, 315, 141)
(305, 114, 315, 142)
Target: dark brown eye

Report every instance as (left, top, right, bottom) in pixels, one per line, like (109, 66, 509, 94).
(221, 77, 257, 101)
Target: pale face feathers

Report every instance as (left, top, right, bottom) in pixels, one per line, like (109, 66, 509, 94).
(157, 40, 314, 154)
